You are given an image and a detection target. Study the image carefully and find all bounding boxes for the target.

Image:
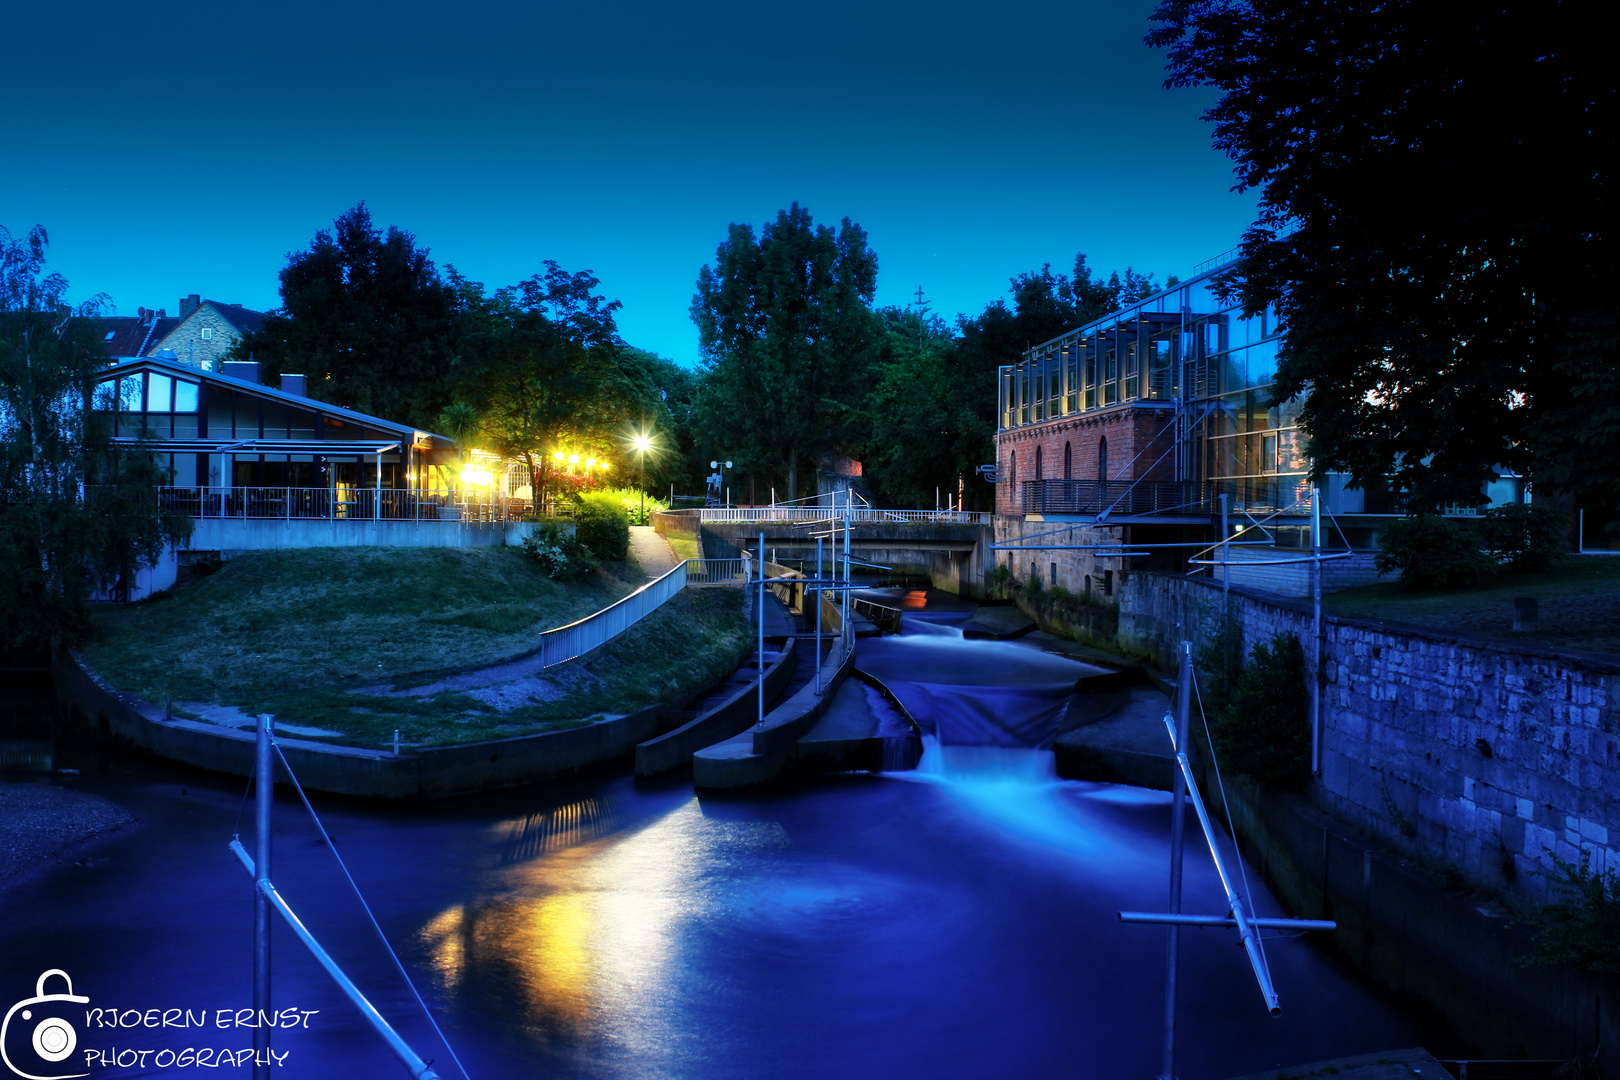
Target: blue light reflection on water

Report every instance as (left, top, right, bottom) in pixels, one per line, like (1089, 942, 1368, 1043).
(0, 620, 1427, 1079)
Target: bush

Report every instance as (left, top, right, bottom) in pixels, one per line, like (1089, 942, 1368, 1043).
(575, 492, 629, 562)
(520, 524, 595, 581)
(1525, 850, 1620, 974)
(588, 485, 669, 527)
(1212, 631, 1310, 788)
(1477, 502, 1570, 572)
(1375, 515, 1497, 589)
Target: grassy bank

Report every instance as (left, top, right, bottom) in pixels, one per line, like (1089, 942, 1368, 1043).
(85, 547, 751, 748)
(1324, 554, 1620, 654)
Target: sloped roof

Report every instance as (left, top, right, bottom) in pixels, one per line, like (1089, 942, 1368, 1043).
(200, 300, 265, 335)
(92, 314, 181, 358)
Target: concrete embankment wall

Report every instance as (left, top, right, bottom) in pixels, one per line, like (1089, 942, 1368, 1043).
(1214, 770, 1619, 1073)
(53, 643, 659, 799)
(635, 643, 797, 776)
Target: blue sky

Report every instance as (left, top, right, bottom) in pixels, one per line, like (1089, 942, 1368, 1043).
(5, 0, 1254, 367)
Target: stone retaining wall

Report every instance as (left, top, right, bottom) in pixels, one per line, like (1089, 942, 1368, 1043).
(1111, 569, 1620, 903)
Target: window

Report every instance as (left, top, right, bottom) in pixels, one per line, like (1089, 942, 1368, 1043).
(1050, 562, 1057, 586)
(1103, 569, 1113, 596)
(1084, 574, 1091, 596)
(200, 327, 213, 340)
(1098, 437, 1108, 481)
(1063, 442, 1072, 480)
(1009, 451, 1017, 487)
(1034, 445, 1043, 480)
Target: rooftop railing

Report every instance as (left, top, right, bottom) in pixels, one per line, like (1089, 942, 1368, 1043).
(676, 506, 992, 526)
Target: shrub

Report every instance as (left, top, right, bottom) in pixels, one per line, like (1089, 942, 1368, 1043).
(1195, 603, 1244, 714)
(1477, 502, 1570, 572)
(588, 485, 669, 527)
(1375, 515, 1497, 589)
(575, 492, 629, 562)
(1212, 631, 1310, 788)
(520, 524, 595, 581)
(1525, 850, 1620, 974)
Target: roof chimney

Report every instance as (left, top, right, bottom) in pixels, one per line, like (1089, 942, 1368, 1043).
(180, 294, 201, 318)
(280, 374, 308, 397)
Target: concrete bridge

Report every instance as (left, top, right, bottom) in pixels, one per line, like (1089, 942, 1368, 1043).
(653, 508, 994, 598)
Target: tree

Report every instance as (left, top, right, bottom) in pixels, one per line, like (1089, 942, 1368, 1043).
(235, 203, 461, 430)
(1147, 0, 1616, 512)
(451, 263, 653, 514)
(861, 301, 995, 509)
(0, 225, 191, 647)
(620, 347, 701, 495)
(691, 203, 880, 501)
(955, 253, 1172, 375)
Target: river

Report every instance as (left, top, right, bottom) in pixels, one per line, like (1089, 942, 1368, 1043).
(0, 597, 1431, 1079)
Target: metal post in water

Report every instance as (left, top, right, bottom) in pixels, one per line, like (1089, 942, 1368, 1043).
(815, 536, 824, 694)
(1161, 643, 1192, 1080)
(254, 713, 274, 1080)
(757, 530, 766, 730)
(1311, 486, 1322, 776)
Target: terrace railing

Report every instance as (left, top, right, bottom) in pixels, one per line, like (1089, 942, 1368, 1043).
(156, 486, 516, 523)
(538, 561, 688, 669)
(1020, 479, 1216, 517)
(683, 558, 747, 586)
(688, 506, 992, 525)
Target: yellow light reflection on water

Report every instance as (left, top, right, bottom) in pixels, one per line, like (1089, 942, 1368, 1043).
(420, 797, 791, 1054)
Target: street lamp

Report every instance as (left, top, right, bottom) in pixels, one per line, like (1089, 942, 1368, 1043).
(632, 434, 652, 523)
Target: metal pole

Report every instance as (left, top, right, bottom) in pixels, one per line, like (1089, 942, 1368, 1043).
(843, 488, 852, 650)
(1218, 493, 1229, 598)
(757, 530, 765, 730)
(815, 536, 824, 694)
(1311, 486, 1322, 776)
(228, 844, 443, 1080)
(254, 713, 273, 1080)
(1161, 643, 1192, 1080)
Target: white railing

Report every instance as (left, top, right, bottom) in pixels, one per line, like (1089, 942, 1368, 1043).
(538, 561, 688, 669)
(685, 507, 991, 526)
(683, 558, 747, 586)
(156, 486, 547, 523)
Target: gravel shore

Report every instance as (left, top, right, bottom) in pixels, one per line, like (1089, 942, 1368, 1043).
(0, 782, 138, 898)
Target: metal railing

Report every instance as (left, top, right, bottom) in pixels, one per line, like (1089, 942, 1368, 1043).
(683, 558, 747, 586)
(683, 506, 992, 525)
(1020, 479, 1215, 517)
(538, 561, 687, 669)
(156, 486, 518, 523)
(851, 596, 902, 633)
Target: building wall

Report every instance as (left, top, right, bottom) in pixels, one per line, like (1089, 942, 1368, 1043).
(994, 404, 1176, 515)
(148, 305, 250, 372)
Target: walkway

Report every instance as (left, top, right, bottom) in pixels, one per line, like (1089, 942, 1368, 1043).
(628, 525, 680, 581)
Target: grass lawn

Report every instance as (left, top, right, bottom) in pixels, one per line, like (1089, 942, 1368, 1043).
(1324, 554, 1620, 654)
(86, 547, 751, 748)
(664, 532, 702, 561)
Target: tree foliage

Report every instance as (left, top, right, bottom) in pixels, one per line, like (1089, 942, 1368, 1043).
(1148, 0, 1617, 511)
(0, 225, 192, 647)
(451, 264, 660, 513)
(235, 203, 461, 430)
(691, 203, 880, 501)
(1213, 631, 1310, 789)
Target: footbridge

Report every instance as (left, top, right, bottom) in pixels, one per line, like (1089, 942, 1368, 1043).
(652, 507, 994, 598)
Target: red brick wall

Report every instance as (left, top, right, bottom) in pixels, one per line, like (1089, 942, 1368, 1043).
(994, 406, 1176, 515)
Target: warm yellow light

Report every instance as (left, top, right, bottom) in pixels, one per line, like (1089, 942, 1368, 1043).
(586, 458, 596, 468)
(633, 436, 652, 453)
(460, 465, 492, 486)
(568, 454, 579, 465)
(598, 461, 610, 472)
(553, 451, 564, 462)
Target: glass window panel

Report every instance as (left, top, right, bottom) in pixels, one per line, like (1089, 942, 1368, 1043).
(173, 380, 198, 412)
(148, 374, 172, 412)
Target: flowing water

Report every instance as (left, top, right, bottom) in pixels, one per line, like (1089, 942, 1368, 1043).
(0, 600, 1433, 1079)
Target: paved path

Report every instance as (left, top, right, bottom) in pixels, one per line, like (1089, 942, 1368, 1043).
(628, 525, 680, 581)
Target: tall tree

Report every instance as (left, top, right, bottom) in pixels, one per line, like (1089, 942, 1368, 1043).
(0, 225, 191, 647)
(451, 263, 654, 513)
(862, 302, 995, 509)
(691, 203, 881, 501)
(235, 203, 461, 430)
(1147, 0, 1616, 511)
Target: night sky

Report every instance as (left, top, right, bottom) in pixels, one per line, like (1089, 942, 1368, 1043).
(6, 0, 1254, 366)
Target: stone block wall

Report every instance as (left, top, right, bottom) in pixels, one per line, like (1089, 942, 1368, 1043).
(1111, 568, 1620, 903)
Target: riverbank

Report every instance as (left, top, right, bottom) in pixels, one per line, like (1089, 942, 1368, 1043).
(0, 782, 138, 905)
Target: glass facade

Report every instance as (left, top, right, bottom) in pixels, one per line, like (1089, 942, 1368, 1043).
(998, 268, 1321, 516)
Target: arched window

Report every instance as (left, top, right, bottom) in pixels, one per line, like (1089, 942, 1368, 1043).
(1084, 574, 1092, 596)
(1009, 450, 1017, 487)
(1063, 441, 1072, 480)
(1034, 445, 1043, 480)
(1098, 436, 1108, 481)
